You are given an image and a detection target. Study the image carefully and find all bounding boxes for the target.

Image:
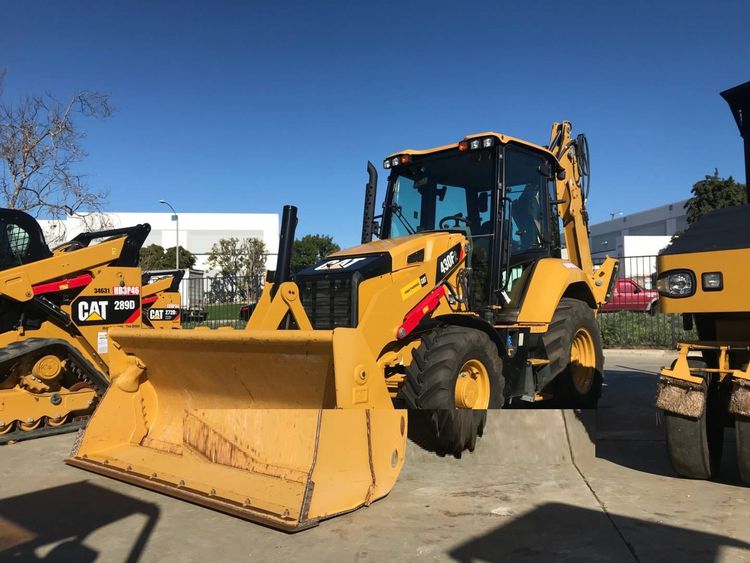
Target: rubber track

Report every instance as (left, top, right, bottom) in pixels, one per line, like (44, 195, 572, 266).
(0, 338, 107, 444)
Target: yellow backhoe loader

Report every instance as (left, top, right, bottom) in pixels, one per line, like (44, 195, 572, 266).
(68, 122, 617, 531)
(656, 81, 750, 484)
(0, 211, 180, 443)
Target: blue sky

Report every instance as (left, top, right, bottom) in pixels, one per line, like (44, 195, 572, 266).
(2, 0, 748, 247)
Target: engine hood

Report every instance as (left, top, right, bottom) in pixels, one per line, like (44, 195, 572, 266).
(295, 232, 469, 281)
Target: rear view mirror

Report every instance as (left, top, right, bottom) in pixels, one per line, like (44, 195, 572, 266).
(478, 192, 489, 213)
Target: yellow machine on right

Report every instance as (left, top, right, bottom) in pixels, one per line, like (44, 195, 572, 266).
(656, 80, 750, 484)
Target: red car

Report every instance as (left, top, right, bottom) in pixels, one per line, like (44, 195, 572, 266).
(601, 278, 660, 314)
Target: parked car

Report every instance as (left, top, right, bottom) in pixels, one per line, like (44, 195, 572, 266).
(239, 303, 257, 322)
(601, 278, 660, 314)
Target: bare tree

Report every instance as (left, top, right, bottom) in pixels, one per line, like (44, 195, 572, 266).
(0, 70, 113, 223)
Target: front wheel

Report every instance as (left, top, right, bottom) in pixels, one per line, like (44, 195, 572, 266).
(736, 416, 750, 485)
(399, 326, 505, 457)
(664, 359, 724, 479)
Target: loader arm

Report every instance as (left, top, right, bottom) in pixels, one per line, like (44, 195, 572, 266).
(548, 121, 616, 305)
(0, 237, 129, 303)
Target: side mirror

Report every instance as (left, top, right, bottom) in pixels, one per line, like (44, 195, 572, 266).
(633, 287, 641, 294)
(478, 192, 489, 213)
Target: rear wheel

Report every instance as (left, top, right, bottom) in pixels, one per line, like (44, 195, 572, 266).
(399, 326, 505, 457)
(543, 298, 604, 408)
(649, 301, 660, 315)
(664, 359, 724, 479)
(736, 416, 750, 484)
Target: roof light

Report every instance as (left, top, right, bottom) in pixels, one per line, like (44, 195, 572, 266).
(399, 154, 410, 164)
(383, 159, 391, 169)
(458, 141, 468, 151)
(469, 139, 481, 150)
(482, 137, 494, 148)
(391, 157, 399, 167)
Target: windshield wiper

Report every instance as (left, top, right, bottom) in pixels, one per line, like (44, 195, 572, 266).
(390, 204, 416, 235)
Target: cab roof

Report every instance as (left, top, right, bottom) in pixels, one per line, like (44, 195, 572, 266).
(386, 131, 555, 161)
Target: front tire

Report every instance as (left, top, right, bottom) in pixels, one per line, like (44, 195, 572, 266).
(735, 416, 750, 484)
(399, 326, 505, 457)
(664, 359, 724, 479)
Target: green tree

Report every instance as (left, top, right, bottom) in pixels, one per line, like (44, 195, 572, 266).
(207, 237, 267, 302)
(139, 244, 196, 271)
(684, 169, 746, 224)
(291, 234, 340, 273)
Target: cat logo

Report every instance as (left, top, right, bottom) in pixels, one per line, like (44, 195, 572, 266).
(314, 257, 367, 271)
(78, 300, 108, 322)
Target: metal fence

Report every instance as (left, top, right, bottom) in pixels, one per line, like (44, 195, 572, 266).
(178, 258, 693, 348)
(595, 255, 696, 348)
(178, 274, 263, 329)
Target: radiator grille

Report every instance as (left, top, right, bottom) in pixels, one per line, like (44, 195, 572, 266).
(298, 277, 354, 329)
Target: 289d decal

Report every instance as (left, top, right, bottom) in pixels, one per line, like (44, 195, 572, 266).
(72, 296, 141, 325)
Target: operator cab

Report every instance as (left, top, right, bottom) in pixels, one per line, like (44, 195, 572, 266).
(0, 209, 53, 271)
(379, 134, 562, 316)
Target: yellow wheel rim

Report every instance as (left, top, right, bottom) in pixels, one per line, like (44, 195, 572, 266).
(570, 328, 596, 394)
(19, 418, 42, 432)
(454, 359, 491, 409)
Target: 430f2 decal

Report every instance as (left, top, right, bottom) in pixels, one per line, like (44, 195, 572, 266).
(435, 244, 462, 282)
(72, 296, 141, 325)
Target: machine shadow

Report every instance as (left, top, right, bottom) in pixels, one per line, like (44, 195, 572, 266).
(594, 367, 743, 485)
(0, 480, 159, 562)
(446, 502, 750, 563)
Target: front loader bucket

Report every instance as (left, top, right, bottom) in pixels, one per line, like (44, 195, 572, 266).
(66, 328, 407, 530)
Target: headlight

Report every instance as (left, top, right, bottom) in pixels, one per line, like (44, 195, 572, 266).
(656, 270, 695, 297)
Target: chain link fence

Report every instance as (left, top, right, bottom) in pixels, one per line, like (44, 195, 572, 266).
(596, 255, 696, 348)
(178, 274, 263, 329)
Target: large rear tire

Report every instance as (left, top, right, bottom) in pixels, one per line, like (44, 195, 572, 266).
(736, 416, 750, 485)
(543, 298, 604, 409)
(664, 358, 724, 479)
(399, 326, 505, 458)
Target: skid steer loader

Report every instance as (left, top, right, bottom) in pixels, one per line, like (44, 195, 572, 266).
(141, 270, 184, 329)
(656, 80, 750, 484)
(0, 211, 178, 444)
(68, 122, 617, 531)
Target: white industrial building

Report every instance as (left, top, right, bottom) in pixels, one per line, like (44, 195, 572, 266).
(589, 199, 689, 261)
(38, 212, 280, 272)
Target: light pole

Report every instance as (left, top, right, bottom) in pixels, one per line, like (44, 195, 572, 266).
(159, 199, 179, 269)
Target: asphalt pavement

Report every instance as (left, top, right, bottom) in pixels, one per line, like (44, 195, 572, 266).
(0, 350, 748, 562)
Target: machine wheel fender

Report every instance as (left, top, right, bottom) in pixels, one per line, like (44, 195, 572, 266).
(432, 313, 505, 356)
(517, 259, 597, 324)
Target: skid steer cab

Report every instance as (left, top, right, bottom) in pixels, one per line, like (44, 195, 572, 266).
(0, 209, 158, 444)
(69, 122, 617, 531)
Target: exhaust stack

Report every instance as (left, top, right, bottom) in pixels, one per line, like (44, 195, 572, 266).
(720, 81, 750, 200)
(272, 205, 298, 297)
(361, 161, 378, 244)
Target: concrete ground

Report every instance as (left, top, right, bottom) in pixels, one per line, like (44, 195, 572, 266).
(0, 350, 748, 562)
